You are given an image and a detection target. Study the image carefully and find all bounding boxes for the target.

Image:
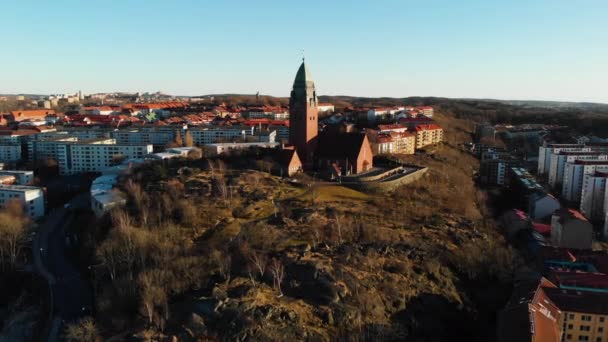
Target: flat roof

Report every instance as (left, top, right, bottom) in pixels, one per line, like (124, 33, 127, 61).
(0, 184, 43, 192)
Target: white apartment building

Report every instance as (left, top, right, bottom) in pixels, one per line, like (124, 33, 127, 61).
(366, 107, 405, 122)
(580, 171, 608, 222)
(189, 127, 276, 145)
(318, 103, 335, 113)
(0, 144, 22, 163)
(28, 138, 153, 174)
(0, 184, 45, 219)
(203, 142, 280, 156)
(110, 128, 177, 146)
(65, 141, 153, 174)
(537, 144, 586, 175)
(0, 170, 34, 185)
(547, 151, 607, 188)
(562, 160, 608, 203)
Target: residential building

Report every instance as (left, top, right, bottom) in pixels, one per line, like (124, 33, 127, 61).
(365, 107, 404, 122)
(551, 208, 593, 250)
(417, 106, 434, 117)
(544, 287, 608, 342)
(368, 131, 416, 155)
(110, 127, 177, 147)
(317, 103, 335, 113)
(28, 138, 153, 175)
(414, 124, 443, 149)
(189, 126, 275, 146)
(475, 123, 496, 142)
(548, 151, 607, 189)
(0, 184, 45, 218)
(562, 160, 608, 203)
(0, 170, 34, 185)
(0, 144, 22, 163)
(510, 167, 561, 220)
(580, 171, 608, 222)
(538, 144, 586, 175)
(203, 142, 280, 156)
(9, 110, 56, 122)
(480, 158, 519, 185)
(497, 278, 562, 342)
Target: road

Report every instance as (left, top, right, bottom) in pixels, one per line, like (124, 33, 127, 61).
(33, 194, 93, 341)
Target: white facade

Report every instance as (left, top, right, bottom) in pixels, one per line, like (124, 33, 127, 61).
(366, 107, 404, 122)
(548, 152, 607, 188)
(537, 145, 586, 175)
(28, 138, 153, 175)
(0, 144, 22, 163)
(0, 170, 34, 185)
(580, 172, 608, 222)
(0, 184, 45, 219)
(189, 127, 276, 145)
(562, 161, 608, 203)
(203, 142, 280, 156)
(318, 104, 335, 113)
(110, 128, 176, 146)
(65, 141, 153, 175)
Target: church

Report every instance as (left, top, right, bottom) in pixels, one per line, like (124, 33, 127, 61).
(287, 60, 373, 176)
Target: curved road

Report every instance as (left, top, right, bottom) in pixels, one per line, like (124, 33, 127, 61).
(33, 194, 93, 341)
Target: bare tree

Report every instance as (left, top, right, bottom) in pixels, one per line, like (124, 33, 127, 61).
(269, 258, 285, 297)
(64, 317, 101, 342)
(0, 202, 29, 270)
(250, 251, 267, 279)
(211, 250, 231, 285)
(184, 130, 194, 147)
(139, 275, 169, 330)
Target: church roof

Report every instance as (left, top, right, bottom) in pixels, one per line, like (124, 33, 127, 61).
(317, 132, 369, 161)
(294, 61, 313, 86)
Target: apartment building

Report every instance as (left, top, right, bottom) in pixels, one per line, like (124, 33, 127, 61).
(189, 127, 276, 145)
(562, 160, 608, 203)
(580, 171, 608, 222)
(28, 138, 152, 174)
(0, 184, 45, 218)
(545, 287, 608, 342)
(551, 208, 593, 250)
(369, 131, 416, 155)
(538, 144, 587, 175)
(0, 144, 22, 163)
(415, 124, 444, 149)
(203, 142, 280, 156)
(548, 152, 607, 189)
(110, 127, 177, 147)
(0, 170, 34, 185)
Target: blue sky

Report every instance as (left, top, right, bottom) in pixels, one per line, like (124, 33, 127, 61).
(1, 0, 607, 102)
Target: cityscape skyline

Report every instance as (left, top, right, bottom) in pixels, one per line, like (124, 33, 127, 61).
(1, 0, 607, 103)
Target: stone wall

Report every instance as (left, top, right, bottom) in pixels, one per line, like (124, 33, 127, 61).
(346, 167, 428, 192)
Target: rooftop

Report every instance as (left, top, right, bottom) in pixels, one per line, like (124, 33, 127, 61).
(543, 287, 608, 315)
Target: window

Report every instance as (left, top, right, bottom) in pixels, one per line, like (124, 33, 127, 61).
(601, 317, 605, 323)
(599, 327, 604, 333)
(568, 324, 574, 329)
(578, 336, 588, 341)
(580, 325, 591, 331)
(567, 335, 572, 340)
(597, 338, 602, 342)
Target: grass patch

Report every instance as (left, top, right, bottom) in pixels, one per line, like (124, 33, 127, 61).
(298, 185, 370, 202)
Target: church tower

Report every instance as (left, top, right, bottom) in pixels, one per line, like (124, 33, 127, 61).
(289, 60, 318, 167)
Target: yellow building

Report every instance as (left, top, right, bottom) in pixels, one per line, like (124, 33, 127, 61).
(544, 287, 608, 342)
(415, 124, 444, 149)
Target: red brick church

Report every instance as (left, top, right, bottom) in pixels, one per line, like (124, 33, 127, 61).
(287, 60, 373, 176)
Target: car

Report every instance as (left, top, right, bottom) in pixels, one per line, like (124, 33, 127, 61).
(64, 203, 71, 209)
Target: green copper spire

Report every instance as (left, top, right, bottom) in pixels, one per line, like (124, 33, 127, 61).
(293, 61, 313, 86)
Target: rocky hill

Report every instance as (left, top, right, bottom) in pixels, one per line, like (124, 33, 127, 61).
(67, 111, 519, 341)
